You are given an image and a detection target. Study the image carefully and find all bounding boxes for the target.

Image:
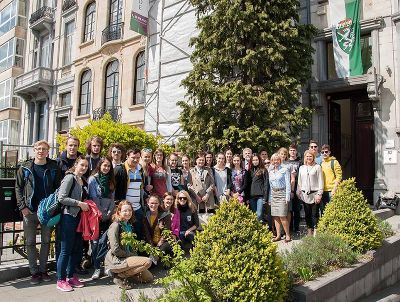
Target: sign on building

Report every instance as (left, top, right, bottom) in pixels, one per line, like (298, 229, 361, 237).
(131, 0, 149, 35)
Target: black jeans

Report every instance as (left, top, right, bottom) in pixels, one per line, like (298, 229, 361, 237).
(303, 202, 318, 229)
(291, 196, 302, 232)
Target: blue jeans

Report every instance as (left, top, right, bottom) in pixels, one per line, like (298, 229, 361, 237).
(57, 213, 83, 280)
(134, 208, 144, 241)
(250, 197, 264, 222)
(91, 220, 110, 269)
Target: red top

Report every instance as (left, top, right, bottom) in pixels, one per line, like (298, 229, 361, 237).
(150, 165, 168, 198)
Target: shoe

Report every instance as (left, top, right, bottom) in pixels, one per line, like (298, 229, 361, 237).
(105, 268, 113, 277)
(92, 269, 101, 280)
(272, 237, 281, 242)
(67, 276, 84, 288)
(82, 258, 91, 269)
(30, 273, 42, 285)
(75, 266, 89, 275)
(41, 272, 51, 282)
(57, 280, 74, 292)
(113, 277, 133, 289)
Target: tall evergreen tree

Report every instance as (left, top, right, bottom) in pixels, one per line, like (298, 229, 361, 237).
(178, 0, 316, 154)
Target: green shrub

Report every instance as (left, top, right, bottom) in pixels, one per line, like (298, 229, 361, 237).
(283, 233, 358, 283)
(317, 178, 384, 253)
(377, 218, 395, 238)
(56, 113, 173, 156)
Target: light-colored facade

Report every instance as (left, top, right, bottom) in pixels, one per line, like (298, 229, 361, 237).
(309, 0, 400, 201)
(14, 0, 146, 147)
(0, 0, 27, 145)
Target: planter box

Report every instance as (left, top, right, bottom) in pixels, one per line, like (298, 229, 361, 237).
(291, 234, 400, 302)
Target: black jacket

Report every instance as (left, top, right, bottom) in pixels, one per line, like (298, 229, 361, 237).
(114, 163, 127, 202)
(56, 150, 82, 178)
(249, 168, 270, 200)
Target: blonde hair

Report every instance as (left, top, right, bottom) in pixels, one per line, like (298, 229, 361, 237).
(112, 200, 135, 224)
(277, 147, 288, 161)
(33, 140, 50, 150)
(175, 190, 196, 212)
(270, 153, 282, 164)
(303, 150, 316, 165)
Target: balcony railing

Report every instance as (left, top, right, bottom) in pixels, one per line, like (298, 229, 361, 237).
(62, 0, 77, 12)
(14, 67, 54, 94)
(92, 106, 122, 122)
(29, 6, 54, 25)
(101, 23, 124, 45)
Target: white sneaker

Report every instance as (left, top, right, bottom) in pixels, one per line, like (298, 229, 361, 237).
(92, 269, 101, 280)
(105, 268, 113, 277)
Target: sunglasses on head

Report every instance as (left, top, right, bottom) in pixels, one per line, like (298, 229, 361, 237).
(142, 148, 152, 153)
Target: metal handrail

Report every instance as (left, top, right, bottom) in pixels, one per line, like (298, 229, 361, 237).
(62, 0, 77, 12)
(92, 106, 122, 122)
(101, 22, 124, 45)
(29, 6, 54, 24)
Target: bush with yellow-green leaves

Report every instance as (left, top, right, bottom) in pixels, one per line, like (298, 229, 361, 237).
(317, 178, 384, 253)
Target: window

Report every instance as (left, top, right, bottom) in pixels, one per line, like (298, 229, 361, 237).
(0, 39, 15, 72)
(14, 38, 24, 68)
(57, 116, 69, 133)
(133, 51, 145, 104)
(60, 92, 71, 107)
(0, 120, 9, 143)
(84, 2, 95, 42)
(109, 0, 123, 25)
(79, 69, 92, 115)
(0, 0, 17, 35)
(104, 60, 119, 109)
(0, 79, 12, 110)
(63, 21, 75, 65)
(37, 102, 45, 140)
(327, 35, 372, 79)
(40, 35, 51, 68)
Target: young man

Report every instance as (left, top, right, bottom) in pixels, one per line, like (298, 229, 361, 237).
(287, 144, 302, 233)
(309, 140, 322, 165)
(15, 140, 61, 284)
(108, 143, 127, 204)
(320, 144, 342, 216)
(125, 149, 146, 240)
(57, 136, 81, 178)
(84, 136, 103, 178)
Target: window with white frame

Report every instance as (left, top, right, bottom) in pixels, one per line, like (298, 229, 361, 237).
(63, 20, 74, 65)
(0, 120, 9, 143)
(0, 79, 12, 110)
(104, 60, 119, 109)
(57, 116, 69, 134)
(0, 39, 15, 72)
(79, 69, 92, 115)
(0, 0, 17, 35)
(60, 92, 71, 107)
(84, 2, 95, 42)
(133, 51, 145, 104)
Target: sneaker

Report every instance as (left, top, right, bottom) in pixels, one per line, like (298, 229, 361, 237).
(91, 269, 101, 280)
(57, 280, 73, 292)
(67, 276, 84, 288)
(41, 272, 51, 282)
(30, 273, 42, 285)
(105, 268, 113, 277)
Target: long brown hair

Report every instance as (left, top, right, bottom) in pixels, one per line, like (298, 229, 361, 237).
(67, 155, 88, 174)
(112, 200, 136, 224)
(91, 156, 116, 192)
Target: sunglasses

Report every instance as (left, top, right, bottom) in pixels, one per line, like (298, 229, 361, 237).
(142, 148, 152, 153)
(112, 150, 122, 154)
(321, 150, 330, 154)
(310, 145, 318, 149)
(178, 196, 187, 200)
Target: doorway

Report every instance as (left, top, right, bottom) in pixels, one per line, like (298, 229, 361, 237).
(327, 90, 375, 202)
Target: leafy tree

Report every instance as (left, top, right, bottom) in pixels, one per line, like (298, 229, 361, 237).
(178, 0, 316, 154)
(56, 113, 173, 156)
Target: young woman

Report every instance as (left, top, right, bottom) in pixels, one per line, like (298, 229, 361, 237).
(248, 154, 269, 222)
(88, 157, 116, 280)
(169, 153, 185, 197)
(56, 156, 90, 292)
(105, 201, 153, 289)
(171, 190, 200, 250)
(297, 150, 323, 236)
(143, 195, 172, 259)
(269, 153, 291, 242)
(181, 154, 191, 189)
(162, 192, 175, 213)
(187, 152, 215, 213)
(205, 152, 214, 168)
(150, 149, 172, 198)
(140, 148, 154, 198)
(109, 143, 127, 203)
(231, 154, 249, 204)
(225, 148, 233, 169)
(212, 152, 232, 204)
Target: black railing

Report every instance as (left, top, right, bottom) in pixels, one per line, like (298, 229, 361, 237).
(92, 106, 122, 122)
(62, 0, 77, 12)
(101, 23, 124, 45)
(29, 6, 54, 25)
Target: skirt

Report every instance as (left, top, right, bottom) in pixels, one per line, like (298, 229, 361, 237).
(270, 189, 288, 217)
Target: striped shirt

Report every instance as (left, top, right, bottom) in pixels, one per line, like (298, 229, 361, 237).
(126, 164, 143, 211)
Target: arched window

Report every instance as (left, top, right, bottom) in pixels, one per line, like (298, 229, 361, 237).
(79, 69, 92, 115)
(133, 51, 145, 104)
(84, 2, 96, 42)
(104, 60, 119, 109)
(109, 0, 123, 25)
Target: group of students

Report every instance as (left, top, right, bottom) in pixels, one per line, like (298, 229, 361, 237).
(15, 136, 342, 292)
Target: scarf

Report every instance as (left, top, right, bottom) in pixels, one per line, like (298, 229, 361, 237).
(98, 173, 110, 198)
(120, 221, 133, 253)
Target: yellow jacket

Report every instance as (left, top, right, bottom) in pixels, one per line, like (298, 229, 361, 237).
(321, 156, 342, 191)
